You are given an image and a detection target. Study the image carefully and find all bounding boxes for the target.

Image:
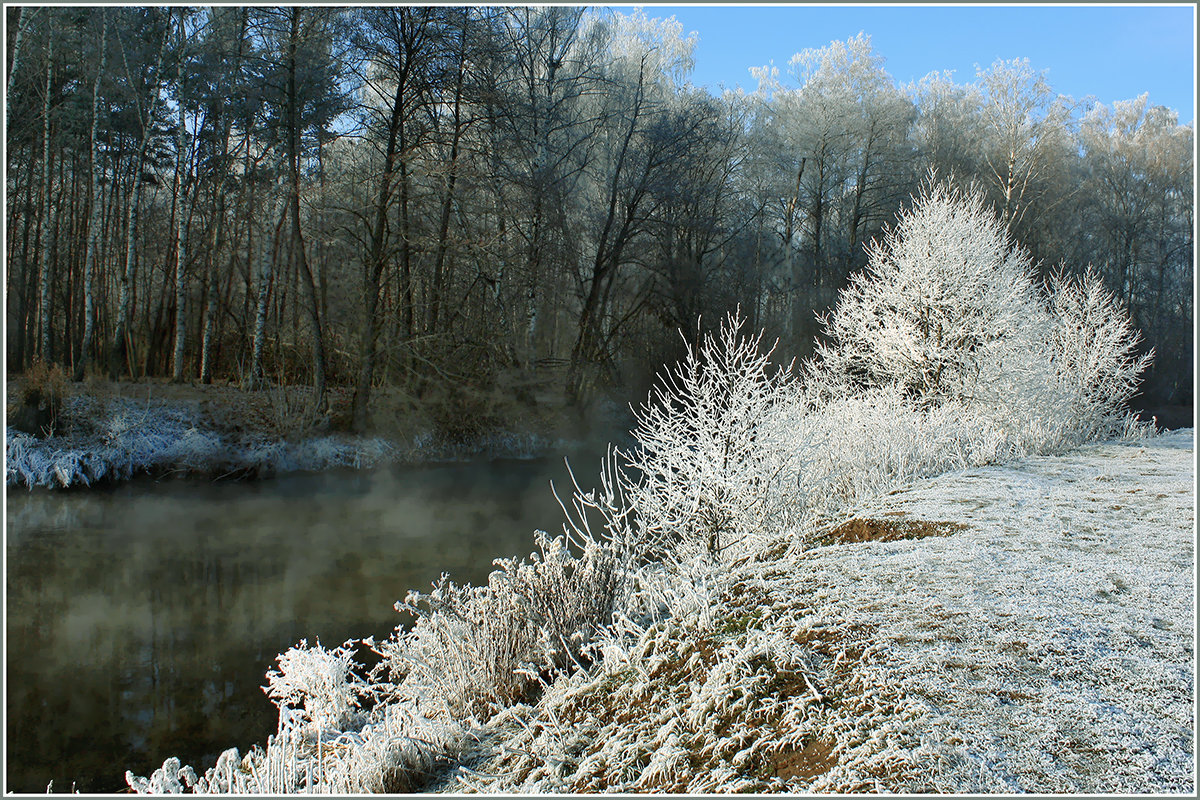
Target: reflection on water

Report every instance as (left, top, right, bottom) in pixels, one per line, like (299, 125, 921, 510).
(6, 455, 590, 793)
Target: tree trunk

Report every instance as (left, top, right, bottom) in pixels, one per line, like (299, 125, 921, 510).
(199, 189, 224, 383)
(784, 156, 805, 340)
(171, 12, 188, 382)
(37, 32, 53, 363)
(567, 69, 644, 402)
(111, 19, 168, 379)
(287, 9, 326, 412)
(351, 55, 409, 432)
(5, 7, 35, 123)
(428, 17, 468, 336)
(249, 196, 285, 390)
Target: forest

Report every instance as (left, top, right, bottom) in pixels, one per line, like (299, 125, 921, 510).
(4, 6, 1194, 433)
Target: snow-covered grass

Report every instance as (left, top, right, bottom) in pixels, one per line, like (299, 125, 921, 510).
(4, 392, 569, 489)
(5, 394, 398, 489)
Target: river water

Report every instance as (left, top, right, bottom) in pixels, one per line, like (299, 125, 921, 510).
(5, 452, 605, 793)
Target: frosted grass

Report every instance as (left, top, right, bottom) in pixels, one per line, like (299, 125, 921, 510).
(5, 394, 570, 489)
(451, 430, 1194, 793)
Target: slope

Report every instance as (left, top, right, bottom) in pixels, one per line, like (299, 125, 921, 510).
(455, 429, 1195, 793)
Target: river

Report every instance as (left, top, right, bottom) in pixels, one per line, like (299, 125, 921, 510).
(5, 451, 606, 793)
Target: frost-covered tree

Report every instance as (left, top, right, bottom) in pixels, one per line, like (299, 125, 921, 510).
(909, 70, 985, 187)
(813, 178, 1050, 407)
(976, 58, 1074, 232)
(1047, 268, 1153, 440)
(622, 312, 797, 560)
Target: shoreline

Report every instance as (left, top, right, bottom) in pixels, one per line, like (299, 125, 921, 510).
(5, 378, 624, 490)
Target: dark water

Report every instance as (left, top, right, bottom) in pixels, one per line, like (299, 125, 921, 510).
(5, 453, 600, 793)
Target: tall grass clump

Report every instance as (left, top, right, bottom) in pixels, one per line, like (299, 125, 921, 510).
(379, 530, 623, 720)
(8, 360, 69, 438)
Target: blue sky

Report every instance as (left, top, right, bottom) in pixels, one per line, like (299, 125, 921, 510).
(639, 4, 1195, 124)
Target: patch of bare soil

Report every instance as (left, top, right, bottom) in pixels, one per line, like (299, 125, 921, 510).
(772, 738, 838, 781)
(820, 516, 969, 546)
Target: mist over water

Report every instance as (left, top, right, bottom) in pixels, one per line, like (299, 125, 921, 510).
(6, 449, 611, 793)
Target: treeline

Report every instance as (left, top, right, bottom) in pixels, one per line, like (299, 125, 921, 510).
(5, 6, 1193, 430)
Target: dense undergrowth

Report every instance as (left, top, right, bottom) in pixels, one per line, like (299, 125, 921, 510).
(124, 181, 1165, 794)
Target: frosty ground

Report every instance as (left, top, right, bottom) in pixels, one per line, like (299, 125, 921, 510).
(447, 429, 1195, 793)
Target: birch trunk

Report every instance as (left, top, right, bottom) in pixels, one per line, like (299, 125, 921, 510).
(111, 19, 168, 379)
(171, 12, 188, 382)
(75, 11, 107, 380)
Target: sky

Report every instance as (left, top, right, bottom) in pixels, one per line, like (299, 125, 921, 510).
(640, 4, 1196, 124)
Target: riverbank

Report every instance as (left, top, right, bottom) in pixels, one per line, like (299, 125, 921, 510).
(447, 429, 1195, 792)
(5, 376, 626, 489)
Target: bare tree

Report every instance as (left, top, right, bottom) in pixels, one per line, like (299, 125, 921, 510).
(170, 8, 190, 382)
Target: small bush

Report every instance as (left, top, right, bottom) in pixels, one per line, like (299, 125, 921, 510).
(621, 312, 798, 562)
(10, 361, 69, 437)
(1047, 267, 1154, 442)
(383, 530, 623, 720)
(264, 640, 368, 733)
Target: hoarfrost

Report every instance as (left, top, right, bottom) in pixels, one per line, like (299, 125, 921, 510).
(6, 396, 397, 488)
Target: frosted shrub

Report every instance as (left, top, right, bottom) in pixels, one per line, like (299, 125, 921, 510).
(1048, 268, 1154, 442)
(125, 757, 198, 794)
(385, 531, 623, 719)
(622, 313, 798, 561)
(497, 532, 623, 671)
(810, 177, 1150, 456)
(787, 386, 1018, 527)
(264, 639, 367, 733)
(740, 177, 1156, 534)
(813, 179, 1052, 408)
(389, 573, 539, 718)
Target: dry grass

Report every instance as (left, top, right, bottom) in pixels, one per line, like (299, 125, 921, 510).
(772, 737, 838, 781)
(818, 517, 969, 546)
(7, 361, 69, 437)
